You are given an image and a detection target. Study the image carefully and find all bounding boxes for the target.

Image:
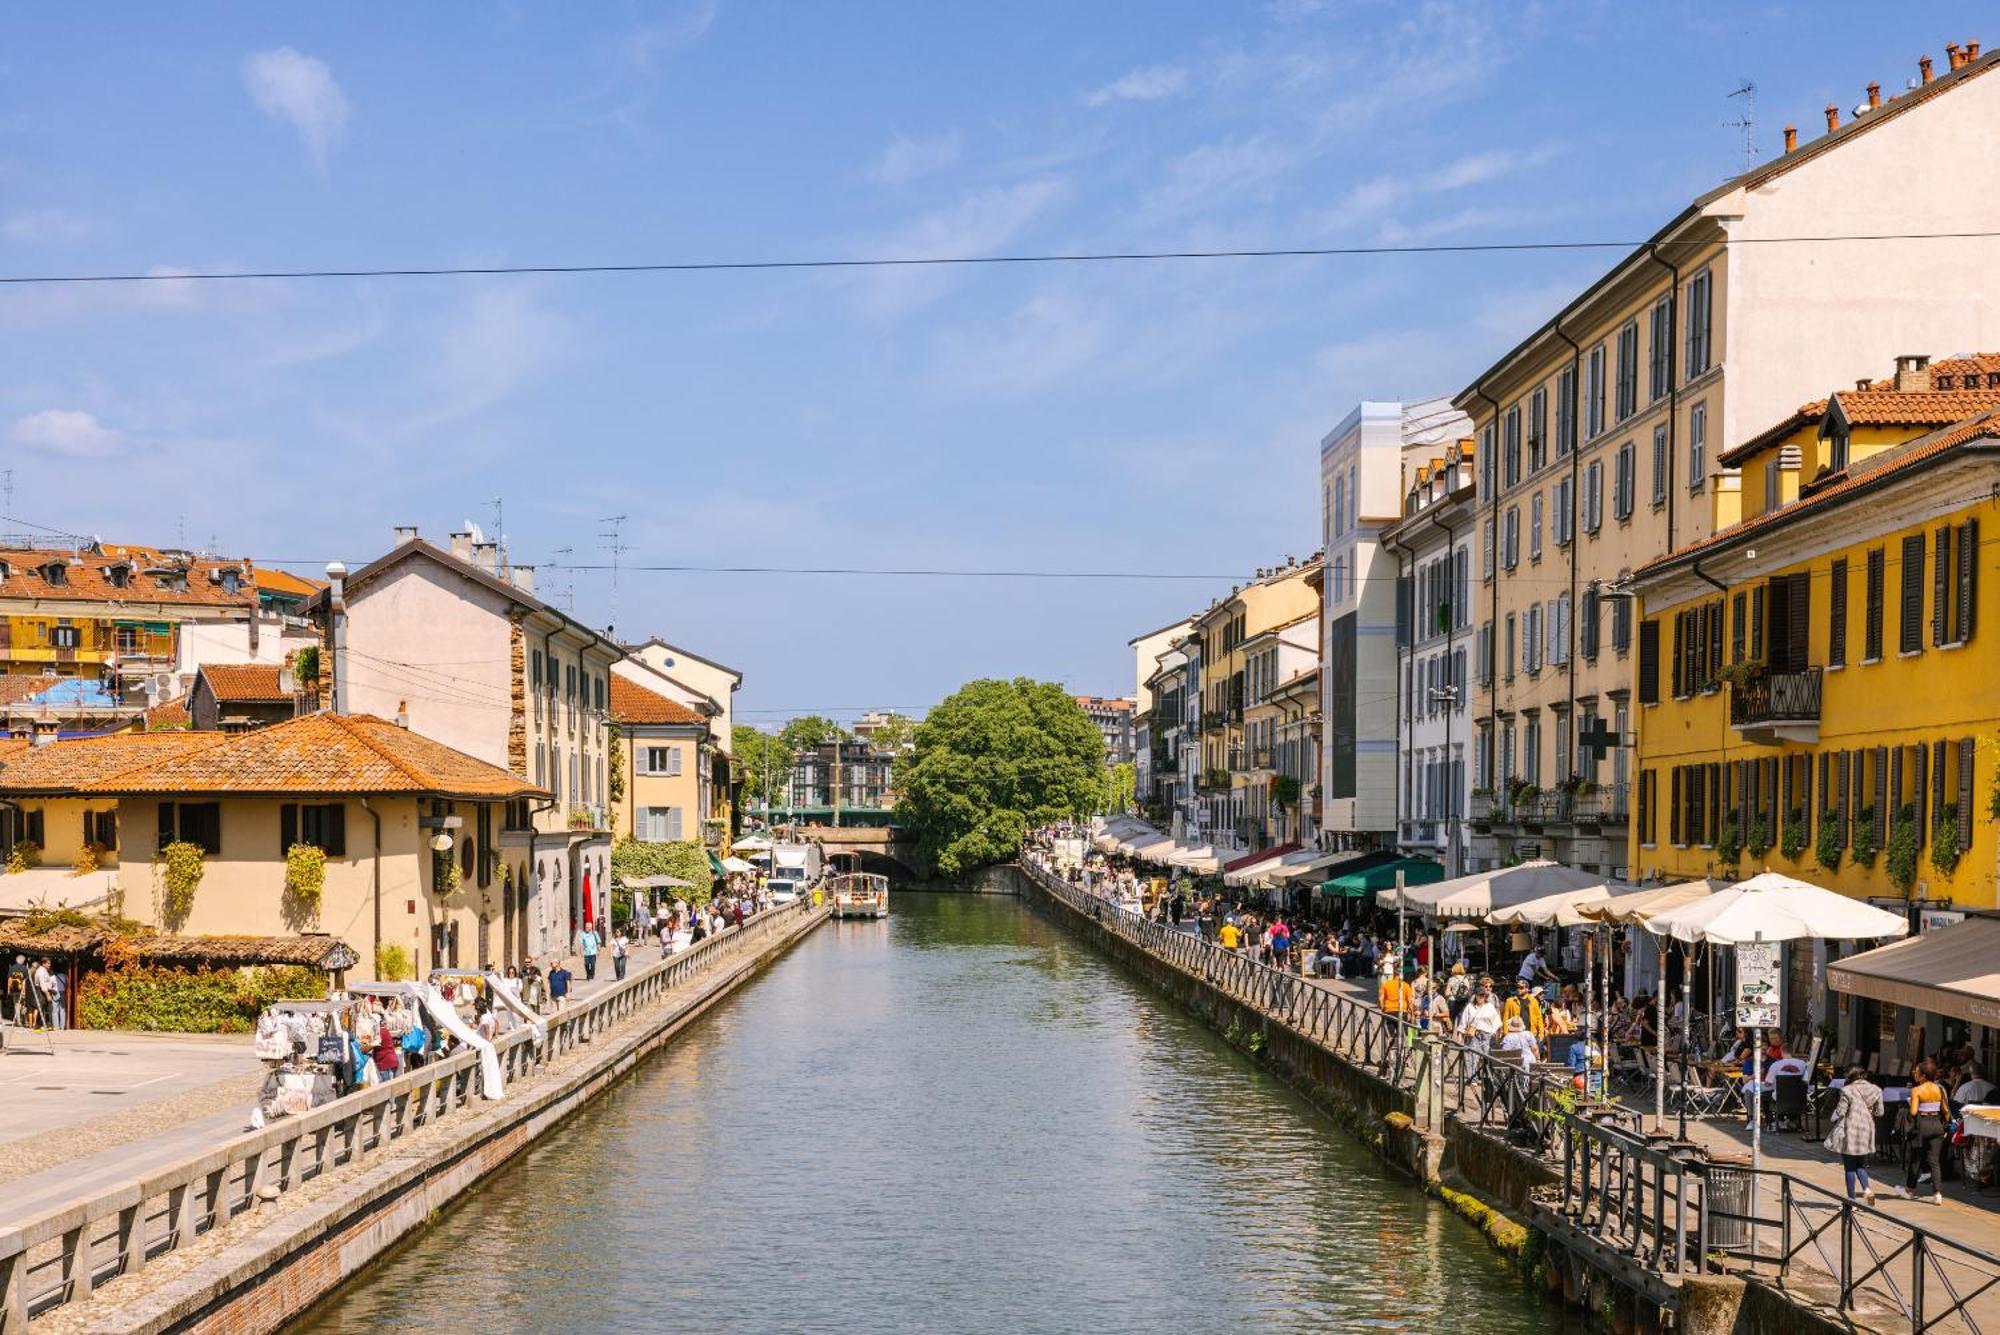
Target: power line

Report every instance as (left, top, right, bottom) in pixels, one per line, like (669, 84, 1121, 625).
(536, 562, 1240, 581)
(5, 230, 1999, 288)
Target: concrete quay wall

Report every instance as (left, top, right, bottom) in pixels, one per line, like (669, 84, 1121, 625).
(72, 905, 829, 1335)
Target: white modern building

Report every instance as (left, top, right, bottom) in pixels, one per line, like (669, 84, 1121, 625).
(1384, 436, 1478, 875)
(1319, 398, 1471, 849)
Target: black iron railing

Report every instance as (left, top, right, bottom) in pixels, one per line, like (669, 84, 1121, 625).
(1730, 667, 1823, 727)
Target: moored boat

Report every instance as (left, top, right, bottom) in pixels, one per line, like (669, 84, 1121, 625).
(830, 872, 890, 919)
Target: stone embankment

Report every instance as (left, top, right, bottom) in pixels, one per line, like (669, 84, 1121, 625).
(1014, 861, 1874, 1335)
(3, 900, 828, 1335)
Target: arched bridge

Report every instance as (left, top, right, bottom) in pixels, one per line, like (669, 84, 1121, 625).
(790, 824, 921, 878)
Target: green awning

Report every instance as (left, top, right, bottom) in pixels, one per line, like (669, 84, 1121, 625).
(707, 851, 728, 877)
(1323, 857, 1445, 896)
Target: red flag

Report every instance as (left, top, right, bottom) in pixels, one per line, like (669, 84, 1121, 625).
(581, 868, 593, 928)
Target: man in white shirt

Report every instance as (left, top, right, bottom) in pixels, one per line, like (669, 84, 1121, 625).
(30, 959, 54, 1028)
(1460, 985, 1504, 1054)
(1956, 1065, 1996, 1105)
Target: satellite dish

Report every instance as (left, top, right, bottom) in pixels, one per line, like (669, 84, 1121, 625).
(430, 833, 454, 852)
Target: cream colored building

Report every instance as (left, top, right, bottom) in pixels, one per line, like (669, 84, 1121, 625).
(625, 639, 741, 756)
(314, 528, 622, 958)
(1463, 46, 2000, 875)
(609, 674, 713, 845)
(0, 713, 546, 981)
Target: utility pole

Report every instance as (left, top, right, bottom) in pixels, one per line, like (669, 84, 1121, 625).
(598, 514, 630, 631)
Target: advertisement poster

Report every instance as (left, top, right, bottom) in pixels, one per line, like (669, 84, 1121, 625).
(1736, 942, 1781, 1029)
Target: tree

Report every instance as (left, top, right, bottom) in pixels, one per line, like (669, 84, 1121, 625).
(733, 725, 785, 812)
(1103, 761, 1136, 813)
(864, 712, 918, 755)
(895, 678, 1104, 878)
(780, 714, 849, 753)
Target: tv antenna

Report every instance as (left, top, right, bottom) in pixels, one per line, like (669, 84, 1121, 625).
(487, 497, 508, 565)
(0, 470, 12, 515)
(550, 545, 575, 611)
(1726, 79, 1758, 171)
(598, 514, 630, 628)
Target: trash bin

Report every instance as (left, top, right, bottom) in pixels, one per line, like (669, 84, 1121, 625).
(1703, 1153, 1753, 1251)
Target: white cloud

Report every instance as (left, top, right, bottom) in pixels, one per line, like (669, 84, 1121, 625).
(1329, 142, 1563, 231)
(1084, 64, 1189, 107)
(851, 179, 1063, 320)
(10, 409, 123, 457)
(400, 285, 577, 437)
(1143, 135, 1301, 221)
(242, 47, 350, 166)
(868, 130, 963, 186)
(4, 209, 90, 243)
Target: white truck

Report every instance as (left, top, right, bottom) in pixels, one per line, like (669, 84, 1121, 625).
(767, 841, 824, 903)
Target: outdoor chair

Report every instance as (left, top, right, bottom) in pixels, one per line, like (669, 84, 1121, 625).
(1771, 1074, 1811, 1131)
(1666, 1059, 1730, 1118)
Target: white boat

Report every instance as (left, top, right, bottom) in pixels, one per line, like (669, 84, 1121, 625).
(830, 872, 890, 920)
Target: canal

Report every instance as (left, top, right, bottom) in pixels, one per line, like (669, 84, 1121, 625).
(290, 892, 1556, 1333)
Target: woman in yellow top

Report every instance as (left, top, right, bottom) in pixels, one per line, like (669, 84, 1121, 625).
(1379, 966, 1413, 1017)
(1218, 921, 1242, 952)
(1903, 1061, 1951, 1204)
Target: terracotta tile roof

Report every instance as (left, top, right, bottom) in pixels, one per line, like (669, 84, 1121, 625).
(1831, 387, 2000, 426)
(0, 711, 544, 799)
(0, 675, 59, 708)
(253, 568, 323, 598)
(1717, 401, 1827, 468)
(143, 698, 189, 730)
(0, 546, 257, 609)
(1638, 409, 2000, 580)
(199, 663, 291, 704)
(609, 675, 705, 726)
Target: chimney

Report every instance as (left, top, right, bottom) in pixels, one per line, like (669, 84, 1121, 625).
(31, 718, 59, 748)
(395, 700, 410, 729)
(1825, 104, 1840, 132)
(510, 564, 537, 595)
(1783, 124, 1798, 152)
(392, 525, 418, 545)
(1894, 354, 1933, 393)
(471, 540, 499, 571)
(1856, 378, 1872, 391)
(1970, 41, 1982, 62)
(1867, 82, 1881, 110)
(448, 530, 474, 562)
(1921, 54, 1934, 84)
(325, 560, 349, 716)
(1947, 43, 1962, 69)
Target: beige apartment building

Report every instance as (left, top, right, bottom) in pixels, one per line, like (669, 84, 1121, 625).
(1464, 45, 2000, 875)
(1191, 558, 1316, 853)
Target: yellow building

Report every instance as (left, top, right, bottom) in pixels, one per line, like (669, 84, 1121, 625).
(0, 711, 545, 981)
(0, 544, 257, 684)
(608, 674, 714, 846)
(1190, 558, 1318, 852)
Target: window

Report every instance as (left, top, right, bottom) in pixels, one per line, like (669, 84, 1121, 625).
(1583, 460, 1603, 533)
(1638, 620, 1660, 703)
(1556, 367, 1576, 456)
(1523, 718, 1542, 784)
(1482, 519, 1495, 579)
(1504, 407, 1522, 487)
(1478, 423, 1496, 499)
(564, 663, 576, 701)
(1504, 613, 1517, 680)
(1333, 475, 1346, 538)
(532, 651, 542, 689)
(1688, 402, 1707, 488)
(1477, 622, 1493, 686)
(1528, 388, 1547, 473)
(1615, 320, 1639, 420)
(157, 801, 221, 856)
(1502, 507, 1519, 570)
(535, 742, 545, 787)
(1934, 518, 1980, 646)
(1614, 442, 1636, 519)
(1582, 587, 1601, 660)
(640, 806, 684, 842)
(1529, 492, 1544, 561)
(642, 745, 683, 776)
(1651, 425, 1669, 504)
(1828, 557, 1848, 666)
(1864, 548, 1885, 660)
(84, 809, 117, 851)
(1613, 596, 1633, 653)
(1550, 593, 1571, 666)
(1525, 603, 1543, 673)
(1586, 344, 1606, 438)
(1648, 295, 1673, 401)
(1684, 269, 1713, 377)
(280, 802, 347, 856)
(50, 624, 80, 649)
(1553, 477, 1573, 546)
(1901, 532, 1926, 654)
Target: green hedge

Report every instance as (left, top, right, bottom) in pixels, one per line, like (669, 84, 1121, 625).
(78, 964, 325, 1034)
(611, 837, 714, 908)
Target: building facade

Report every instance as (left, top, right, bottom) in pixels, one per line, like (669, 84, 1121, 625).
(782, 739, 896, 827)
(1386, 436, 1478, 875)
(1465, 49, 2000, 876)
(1192, 559, 1317, 853)
(1320, 399, 1470, 851)
(609, 673, 714, 847)
(1074, 695, 1137, 768)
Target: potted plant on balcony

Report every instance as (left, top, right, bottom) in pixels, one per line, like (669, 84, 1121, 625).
(1780, 807, 1809, 861)
(1716, 658, 1766, 689)
(1272, 775, 1301, 806)
(1746, 813, 1772, 858)
(1507, 778, 1540, 810)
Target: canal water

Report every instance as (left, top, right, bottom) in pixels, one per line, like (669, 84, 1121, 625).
(290, 892, 1556, 1333)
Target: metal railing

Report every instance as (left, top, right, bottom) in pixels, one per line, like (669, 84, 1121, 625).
(0, 898, 819, 1332)
(1730, 666, 1823, 727)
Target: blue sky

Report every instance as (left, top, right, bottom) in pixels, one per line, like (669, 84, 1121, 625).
(1, 2, 1987, 726)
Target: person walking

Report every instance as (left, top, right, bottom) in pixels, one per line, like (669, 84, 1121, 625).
(547, 959, 572, 1011)
(612, 929, 630, 981)
(46, 964, 65, 1031)
(1378, 961, 1413, 1022)
(1827, 1068, 1884, 1203)
(1902, 1062, 1951, 1203)
(1444, 962, 1472, 1025)
(1460, 983, 1503, 1054)
(579, 924, 601, 982)
(29, 958, 55, 1030)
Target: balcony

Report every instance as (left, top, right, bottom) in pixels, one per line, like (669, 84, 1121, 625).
(1729, 666, 1822, 745)
(1568, 782, 1630, 826)
(1400, 819, 1442, 848)
(1196, 769, 1231, 793)
(1469, 791, 1503, 829)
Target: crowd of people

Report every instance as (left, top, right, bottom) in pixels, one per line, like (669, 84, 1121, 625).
(3, 954, 66, 1031)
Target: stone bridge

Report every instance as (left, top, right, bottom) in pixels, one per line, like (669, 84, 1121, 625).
(791, 823, 922, 878)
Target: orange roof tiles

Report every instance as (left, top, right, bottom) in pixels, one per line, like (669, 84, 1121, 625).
(1639, 410, 2000, 579)
(200, 663, 291, 704)
(144, 698, 189, 730)
(0, 546, 256, 609)
(253, 568, 323, 599)
(608, 675, 705, 726)
(1832, 387, 2000, 426)
(0, 712, 544, 799)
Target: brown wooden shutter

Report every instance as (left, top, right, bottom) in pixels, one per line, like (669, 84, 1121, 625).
(1709, 600, 1725, 680)
(1670, 767, 1682, 844)
(1838, 751, 1852, 846)
(1874, 747, 1890, 842)
(1960, 738, 1976, 852)
(1828, 558, 1848, 666)
(1901, 532, 1926, 654)
(1751, 584, 1766, 661)
(1818, 753, 1830, 829)
(1732, 591, 1746, 663)
(1961, 518, 1979, 643)
(280, 803, 298, 857)
(1640, 619, 1661, 703)
(1934, 526, 1951, 647)
(1913, 743, 1928, 848)
(1708, 762, 1722, 844)
(1785, 571, 1810, 673)
(1865, 549, 1885, 659)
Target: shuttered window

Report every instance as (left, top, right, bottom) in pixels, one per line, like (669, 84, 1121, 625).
(1837, 751, 1852, 847)
(1670, 767, 1682, 844)
(1960, 738, 1977, 852)
(1731, 592, 1746, 664)
(1900, 532, 1926, 654)
(1750, 584, 1765, 662)
(1828, 558, 1848, 667)
(1864, 549, 1885, 660)
(1960, 518, 1980, 644)
(1913, 744, 1929, 849)
(1873, 747, 1890, 844)
(1935, 526, 1953, 648)
(1638, 620, 1660, 704)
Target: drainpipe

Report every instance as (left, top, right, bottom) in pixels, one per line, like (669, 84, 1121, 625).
(359, 796, 382, 974)
(1429, 508, 1461, 875)
(1643, 242, 1685, 553)
(324, 562, 349, 715)
(1554, 318, 1585, 815)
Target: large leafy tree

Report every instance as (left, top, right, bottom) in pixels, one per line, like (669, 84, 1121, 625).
(896, 678, 1104, 877)
(780, 714, 849, 752)
(732, 725, 785, 811)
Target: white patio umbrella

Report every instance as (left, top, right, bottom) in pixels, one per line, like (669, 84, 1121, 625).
(1646, 871, 1909, 1170)
(732, 835, 774, 854)
(1487, 883, 1618, 928)
(1575, 879, 1720, 926)
(1382, 859, 1608, 920)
